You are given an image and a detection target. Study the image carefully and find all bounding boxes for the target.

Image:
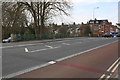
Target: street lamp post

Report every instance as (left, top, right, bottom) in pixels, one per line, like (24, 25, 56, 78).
(93, 7, 99, 20)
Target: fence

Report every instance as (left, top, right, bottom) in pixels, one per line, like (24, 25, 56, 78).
(13, 34, 79, 41)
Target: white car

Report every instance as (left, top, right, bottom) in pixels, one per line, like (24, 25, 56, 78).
(2, 37, 11, 43)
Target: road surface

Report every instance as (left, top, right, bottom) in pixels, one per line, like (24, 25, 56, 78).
(2, 37, 119, 78)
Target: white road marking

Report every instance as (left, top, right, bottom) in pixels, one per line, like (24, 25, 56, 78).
(106, 62, 120, 79)
(25, 48, 29, 53)
(2, 44, 35, 49)
(62, 43, 70, 45)
(107, 57, 120, 71)
(76, 42, 82, 44)
(1, 46, 14, 48)
(111, 62, 120, 73)
(99, 57, 120, 79)
(17, 44, 35, 47)
(100, 74, 106, 79)
(58, 41, 63, 42)
(26, 46, 61, 53)
(45, 45, 53, 48)
(2, 43, 44, 49)
(48, 61, 56, 64)
(30, 48, 47, 53)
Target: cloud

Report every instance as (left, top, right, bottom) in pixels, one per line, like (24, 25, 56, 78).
(71, 0, 119, 3)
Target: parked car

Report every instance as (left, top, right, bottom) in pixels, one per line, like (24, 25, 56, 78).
(102, 33, 114, 37)
(116, 33, 120, 37)
(2, 37, 11, 43)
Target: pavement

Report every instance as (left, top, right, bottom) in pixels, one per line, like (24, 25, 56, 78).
(2, 37, 119, 79)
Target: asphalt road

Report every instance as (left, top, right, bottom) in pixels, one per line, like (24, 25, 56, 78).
(17, 40, 119, 79)
(2, 37, 119, 78)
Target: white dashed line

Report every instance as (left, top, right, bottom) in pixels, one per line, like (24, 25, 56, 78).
(45, 45, 53, 48)
(62, 43, 70, 45)
(25, 48, 29, 53)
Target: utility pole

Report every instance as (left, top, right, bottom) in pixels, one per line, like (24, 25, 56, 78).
(93, 7, 99, 20)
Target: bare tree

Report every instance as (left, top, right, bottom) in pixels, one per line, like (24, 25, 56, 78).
(20, 0, 72, 39)
(2, 2, 28, 35)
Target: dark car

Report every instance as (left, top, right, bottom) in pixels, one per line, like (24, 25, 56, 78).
(102, 33, 114, 37)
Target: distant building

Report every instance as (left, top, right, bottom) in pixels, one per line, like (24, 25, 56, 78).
(48, 22, 81, 37)
(89, 19, 109, 25)
(116, 23, 120, 32)
(88, 19, 117, 36)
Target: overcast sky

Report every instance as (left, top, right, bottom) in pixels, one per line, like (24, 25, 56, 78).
(53, 0, 119, 25)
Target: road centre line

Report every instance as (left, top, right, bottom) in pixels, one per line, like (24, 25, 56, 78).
(62, 43, 70, 45)
(0, 46, 13, 48)
(45, 45, 53, 48)
(3, 40, 118, 78)
(1, 44, 35, 49)
(1, 43, 45, 49)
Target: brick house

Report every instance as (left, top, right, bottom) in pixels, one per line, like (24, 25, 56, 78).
(116, 23, 120, 32)
(88, 19, 117, 36)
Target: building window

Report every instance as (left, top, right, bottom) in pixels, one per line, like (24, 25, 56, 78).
(96, 21, 99, 24)
(90, 21, 94, 24)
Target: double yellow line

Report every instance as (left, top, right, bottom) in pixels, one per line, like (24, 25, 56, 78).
(99, 57, 120, 80)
